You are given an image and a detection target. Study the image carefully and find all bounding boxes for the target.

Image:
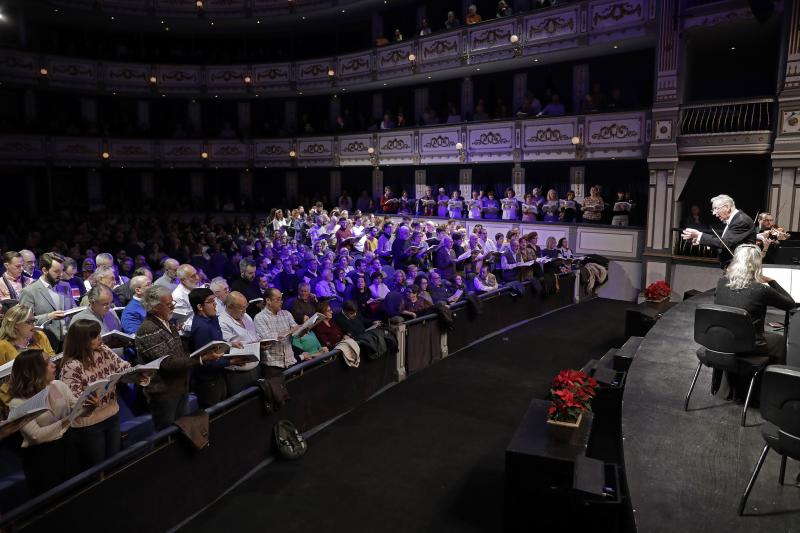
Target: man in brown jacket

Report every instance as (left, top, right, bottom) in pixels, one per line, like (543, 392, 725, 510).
(135, 285, 221, 429)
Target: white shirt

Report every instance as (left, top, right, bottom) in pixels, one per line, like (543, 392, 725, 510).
(39, 278, 63, 310)
(171, 283, 194, 333)
(218, 310, 260, 372)
(721, 208, 739, 238)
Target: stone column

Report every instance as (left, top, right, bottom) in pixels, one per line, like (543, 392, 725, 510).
(285, 170, 299, 205)
(87, 169, 102, 206)
(330, 95, 341, 132)
(372, 94, 384, 123)
(284, 101, 297, 134)
(414, 87, 429, 124)
(770, 0, 800, 230)
(572, 64, 589, 113)
(512, 164, 525, 199)
(459, 168, 472, 197)
(414, 169, 427, 200)
(512, 73, 527, 114)
(372, 168, 384, 202)
(140, 171, 154, 199)
(330, 170, 342, 205)
(569, 166, 585, 199)
(137, 101, 150, 132)
(461, 77, 473, 119)
(237, 102, 251, 135)
(240, 170, 253, 204)
(187, 100, 202, 134)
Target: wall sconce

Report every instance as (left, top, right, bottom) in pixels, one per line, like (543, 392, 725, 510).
(243, 75, 252, 85)
(368, 146, 378, 167)
(196, 0, 204, 10)
(408, 53, 417, 74)
(148, 74, 158, 85)
(510, 34, 522, 57)
(455, 142, 466, 163)
(101, 151, 110, 160)
(39, 67, 48, 77)
(288, 0, 295, 12)
(201, 151, 209, 160)
(571, 135, 585, 160)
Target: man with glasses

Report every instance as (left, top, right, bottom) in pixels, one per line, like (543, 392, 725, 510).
(681, 194, 756, 267)
(70, 284, 121, 334)
(19, 252, 75, 351)
(136, 285, 222, 429)
(254, 288, 303, 375)
(172, 264, 200, 333)
(121, 275, 152, 334)
(154, 258, 180, 291)
(218, 291, 264, 395)
(0, 251, 32, 301)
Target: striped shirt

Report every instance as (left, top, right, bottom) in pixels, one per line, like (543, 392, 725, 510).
(254, 308, 297, 368)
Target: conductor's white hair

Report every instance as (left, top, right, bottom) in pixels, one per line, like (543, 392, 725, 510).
(710, 194, 735, 209)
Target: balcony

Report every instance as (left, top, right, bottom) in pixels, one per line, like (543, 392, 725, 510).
(0, 110, 649, 167)
(0, 0, 656, 97)
(677, 97, 776, 155)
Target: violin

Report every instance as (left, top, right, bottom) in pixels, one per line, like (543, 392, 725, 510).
(767, 227, 791, 241)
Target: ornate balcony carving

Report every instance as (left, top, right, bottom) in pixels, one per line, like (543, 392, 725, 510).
(2, 0, 655, 96)
(0, 111, 651, 167)
(677, 98, 775, 155)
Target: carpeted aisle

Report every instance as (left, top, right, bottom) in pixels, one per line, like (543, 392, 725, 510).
(179, 298, 631, 533)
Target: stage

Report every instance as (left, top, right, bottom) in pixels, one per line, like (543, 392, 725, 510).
(622, 292, 800, 532)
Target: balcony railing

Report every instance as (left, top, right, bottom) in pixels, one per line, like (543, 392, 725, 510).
(0, 110, 649, 167)
(0, 0, 656, 97)
(679, 97, 774, 135)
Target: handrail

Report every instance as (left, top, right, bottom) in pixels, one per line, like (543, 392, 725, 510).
(679, 98, 774, 135)
(681, 96, 776, 109)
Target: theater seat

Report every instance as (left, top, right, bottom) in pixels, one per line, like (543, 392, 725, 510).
(117, 394, 155, 449)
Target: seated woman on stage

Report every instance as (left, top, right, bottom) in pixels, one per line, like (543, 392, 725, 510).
(714, 244, 796, 362)
(557, 238, 575, 260)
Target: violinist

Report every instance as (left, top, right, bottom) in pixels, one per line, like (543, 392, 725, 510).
(756, 213, 789, 264)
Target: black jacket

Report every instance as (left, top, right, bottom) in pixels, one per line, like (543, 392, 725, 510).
(699, 211, 756, 264)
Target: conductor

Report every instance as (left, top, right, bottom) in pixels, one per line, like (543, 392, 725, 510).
(681, 194, 756, 267)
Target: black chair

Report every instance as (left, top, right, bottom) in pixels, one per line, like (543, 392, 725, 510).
(738, 365, 800, 515)
(685, 304, 770, 426)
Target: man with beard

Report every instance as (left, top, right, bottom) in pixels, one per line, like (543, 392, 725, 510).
(19, 252, 76, 351)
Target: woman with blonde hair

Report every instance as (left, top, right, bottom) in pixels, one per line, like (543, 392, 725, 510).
(714, 244, 795, 361)
(0, 304, 54, 366)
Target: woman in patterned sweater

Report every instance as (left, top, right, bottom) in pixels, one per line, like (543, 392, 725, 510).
(61, 319, 149, 469)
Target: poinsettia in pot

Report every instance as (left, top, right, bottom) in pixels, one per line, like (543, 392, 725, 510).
(547, 369, 598, 428)
(644, 279, 671, 303)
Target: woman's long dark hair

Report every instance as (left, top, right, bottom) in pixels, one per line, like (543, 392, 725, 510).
(62, 319, 102, 369)
(8, 349, 48, 400)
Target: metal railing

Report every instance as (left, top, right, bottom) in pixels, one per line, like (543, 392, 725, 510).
(679, 98, 774, 135)
(671, 228, 719, 260)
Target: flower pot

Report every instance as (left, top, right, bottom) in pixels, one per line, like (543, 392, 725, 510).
(645, 296, 670, 304)
(546, 413, 582, 428)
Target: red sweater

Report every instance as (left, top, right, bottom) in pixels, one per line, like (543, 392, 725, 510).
(315, 320, 345, 349)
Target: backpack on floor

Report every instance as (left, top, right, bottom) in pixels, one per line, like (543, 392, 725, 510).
(274, 420, 307, 460)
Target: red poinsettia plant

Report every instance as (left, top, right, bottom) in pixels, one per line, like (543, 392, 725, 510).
(645, 280, 671, 301)
(548, 369, 598, 423)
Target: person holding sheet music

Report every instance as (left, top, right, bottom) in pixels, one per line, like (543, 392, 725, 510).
(581, 186, 605, 223)
(313, 300, 345, 350)
(557, 238, 575, 260)
(69, 284, 121, 335)
(499, 238, 526, 283)
(434, 236, 457, 281)
(121, 275, 151, 334)
(398, 190, 414, 215)
(8, 349, 81, 495)
(542, 189, 561, 223)
(189, 287, 247, 407)
(501, 188, 519, 220)
(254, 288, 306, 373)
(611, 191, 631, 226)
(467, 190, 483, 220)
(473, 264, 499, 293)
(482, 190, 501, 219)
(680, 194, 756, 267)
(521, 193, 538, 223)
(416, 187, 437, 217)
(448, 190, 465, 219)
(61, 319, 149, 469)
(218, 291, 264, 395)
(19, 252, 76, 352)
(136, 285, 220, 430)
(380, 186, 400, 214)
(541, 236, 559, 258)
(560, 191, 579, 222)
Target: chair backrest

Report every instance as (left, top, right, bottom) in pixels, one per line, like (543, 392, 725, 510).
(694, 304, 755, 354)
(760, 366, 800, 444)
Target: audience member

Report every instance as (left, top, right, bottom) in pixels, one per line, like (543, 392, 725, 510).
(0, 251, 33, 301)
(19, 253, 75, 351)
(466, 4, 482, 24)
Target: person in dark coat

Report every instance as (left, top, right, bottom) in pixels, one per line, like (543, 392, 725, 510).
(681, 194, 756, 268)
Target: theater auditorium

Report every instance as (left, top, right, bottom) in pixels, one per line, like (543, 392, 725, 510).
(0, 0, 797, 531)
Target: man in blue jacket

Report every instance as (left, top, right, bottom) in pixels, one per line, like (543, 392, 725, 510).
(121, 275, 151, 334)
